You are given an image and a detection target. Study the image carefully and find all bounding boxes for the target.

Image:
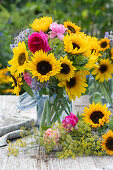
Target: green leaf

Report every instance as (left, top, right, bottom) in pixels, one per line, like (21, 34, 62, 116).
(41, 125, 51, 131)
(77, 111, 83, 120)
(22, 82, 33, 97)
(108, 116, 113, 131)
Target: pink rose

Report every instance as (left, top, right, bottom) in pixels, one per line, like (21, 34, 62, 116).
(23, 72, 32, 87)
(28, 31, 51, 53)
(49, 22, 66, 41)
(43, 128, 60, 143)
(62, 112, 78, 131)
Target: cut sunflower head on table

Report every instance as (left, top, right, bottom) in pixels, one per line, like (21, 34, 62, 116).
(82, 102, 111, 128)
(102, 130, 113, 155)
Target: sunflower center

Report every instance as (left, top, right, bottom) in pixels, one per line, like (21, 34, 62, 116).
(37, 61, 52, 75)
(67, 26, 76, 33)
(60, 63, 70, 74)
(11, 75, 17, 87)
(90, 111, 104, 124)
(72, 43, 80, 50)
(99, 64, 107, 73)
(66, 77, 76, 88)
(101, 42, 107, 48)
(18, 53, 26, 66)
(106, 137, 113, 151)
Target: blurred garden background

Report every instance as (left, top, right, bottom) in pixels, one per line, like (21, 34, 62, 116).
(0, 0, 113, 94)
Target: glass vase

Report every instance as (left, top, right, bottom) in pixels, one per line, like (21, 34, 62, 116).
(88, 74, 113, 108)
(17, 91, 72, 129)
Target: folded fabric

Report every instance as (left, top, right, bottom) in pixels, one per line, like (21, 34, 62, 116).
(0, 115, 36, 147)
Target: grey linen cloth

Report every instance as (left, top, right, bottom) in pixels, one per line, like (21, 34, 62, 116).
(0, 115, 35, 147)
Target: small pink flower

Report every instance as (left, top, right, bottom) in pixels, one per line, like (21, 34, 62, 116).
(28, 31, 51, 53)
(49, 22, 66, 41)
(23, 72, 32, 87)
(43, 128, 60, 143)
(62, 112, 78, 131)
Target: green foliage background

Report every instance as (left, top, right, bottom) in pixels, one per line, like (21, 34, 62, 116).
(0, 0, 113, 93)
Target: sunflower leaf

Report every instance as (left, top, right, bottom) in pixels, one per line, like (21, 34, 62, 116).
(22, 82, 33, 97)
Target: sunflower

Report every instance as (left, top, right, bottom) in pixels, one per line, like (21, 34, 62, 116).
(84, 38, 101, 57)
(27, 50, 61, 82)
(84, 54, 98, 69)
(102, 130, 113, 155)
(30, 16, 52, 32)
(64, 21, 81, 34)
(56, 56, 76, 81)
(8, 41, 28, 75)
(110, 47, 113, 60)
(9, 74, 23, 95)
(58, 70, 88, 100)
(82, 102, 111, 128)
(63, 34, 88, 55)
(91, 58, 113, 82)
(99, 38, 110, 52)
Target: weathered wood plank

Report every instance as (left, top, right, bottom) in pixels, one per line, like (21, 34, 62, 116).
(93, 156, 113, 170)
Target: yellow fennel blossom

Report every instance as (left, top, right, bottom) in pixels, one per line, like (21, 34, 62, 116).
(82, 102, 111, 128)
(30, 16, 52, 32)
(56, 56, 76, 81)
(8, 41, 28, 75)
(102, 130, 113, 155)
(27, 50, 61, 82)
(99, 38, 110, 52)
(111, 47, 113, 60)
(91, 58, 113, 82)
(9, 74, 23, 95)
(64, 21, 81, 34)
(63, 34, 88, 55)
(58, 70, 88, 101)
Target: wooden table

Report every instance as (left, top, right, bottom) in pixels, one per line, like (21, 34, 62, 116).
(0, 95, 113, 170)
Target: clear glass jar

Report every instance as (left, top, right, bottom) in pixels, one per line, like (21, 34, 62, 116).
(17, 91, 72, 129)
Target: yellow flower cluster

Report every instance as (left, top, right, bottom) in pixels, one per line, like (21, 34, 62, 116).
(0, 67, 10, 84)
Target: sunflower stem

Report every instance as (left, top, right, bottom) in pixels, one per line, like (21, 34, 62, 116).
(40, 99, 48, 129)
(100, 82, 112, 105)
(46, 99, 51, 127)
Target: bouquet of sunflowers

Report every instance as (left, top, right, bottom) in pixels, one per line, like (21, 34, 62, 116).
(7, 16, 113, 158)
(8, 16, 113, 130)
(8, 16, 93, 128)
